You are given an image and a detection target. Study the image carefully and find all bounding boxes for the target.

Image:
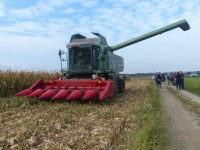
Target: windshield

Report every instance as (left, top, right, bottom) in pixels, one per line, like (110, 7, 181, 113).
(69, 47, 92, 72)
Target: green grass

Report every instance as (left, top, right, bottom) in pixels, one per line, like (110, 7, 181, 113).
(184, 77, 200, 96)
(125, 81, 167, 150)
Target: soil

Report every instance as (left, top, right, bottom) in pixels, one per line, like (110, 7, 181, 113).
(160, 84, 200, 150)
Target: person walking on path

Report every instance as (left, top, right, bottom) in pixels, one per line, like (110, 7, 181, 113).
(175, 72, 182, 90)
(156, 72, 162, 88)
(166, 74, 171, 86)
(180, 71, 184, 89)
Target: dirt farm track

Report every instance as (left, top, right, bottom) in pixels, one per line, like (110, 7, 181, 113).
(0, 78, 150, 149)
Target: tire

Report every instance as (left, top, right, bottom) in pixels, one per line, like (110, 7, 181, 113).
(117, 78, 125, 93)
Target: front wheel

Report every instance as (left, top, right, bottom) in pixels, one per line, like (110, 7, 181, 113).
(117, 78, 125, 93)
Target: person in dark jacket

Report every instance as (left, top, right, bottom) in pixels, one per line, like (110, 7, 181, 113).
(180, 71, 184, 89)
(175, 72, 182, 90)
(156, 72, 162, 88)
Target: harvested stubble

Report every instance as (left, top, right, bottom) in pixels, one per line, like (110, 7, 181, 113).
(0, 77, 151, 149)
(0, 70, 52, 97)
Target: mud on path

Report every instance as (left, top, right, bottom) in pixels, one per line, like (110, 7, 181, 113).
(0, 78, 150, 149)
(160, 85, 200, 150)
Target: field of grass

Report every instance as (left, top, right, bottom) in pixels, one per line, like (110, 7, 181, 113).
(0, 72, 165, 149)
(184, 77, 200, 96)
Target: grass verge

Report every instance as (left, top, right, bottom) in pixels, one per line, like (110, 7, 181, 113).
(119, 81, 167, 150)
(184, 77, 200, 97)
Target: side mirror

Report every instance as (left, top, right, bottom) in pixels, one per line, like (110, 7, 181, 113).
(58, 50, 62, 58)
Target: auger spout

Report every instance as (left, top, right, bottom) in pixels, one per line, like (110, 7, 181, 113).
(110, 19, 190, 51)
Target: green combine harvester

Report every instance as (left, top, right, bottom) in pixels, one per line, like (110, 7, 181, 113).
(16, 19, 190, 100)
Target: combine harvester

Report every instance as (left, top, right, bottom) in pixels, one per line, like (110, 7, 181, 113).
(16, 19, 190, 100)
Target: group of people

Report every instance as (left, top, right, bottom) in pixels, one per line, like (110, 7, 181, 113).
(154, 71, 184, 90)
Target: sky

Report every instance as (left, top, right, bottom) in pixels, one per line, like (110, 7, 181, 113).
(0, 0, 199, 73)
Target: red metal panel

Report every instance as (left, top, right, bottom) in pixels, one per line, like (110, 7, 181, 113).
(28, 89, 44, 98)
(99, 79, 114, 100)
(15, 89, 33, 96)
(16, 79, 114, 100)
(52, 89, 70, 100)
(66, 90, 83, 100)
(82, 90, 98, 100)
(39, 89, 56, 99)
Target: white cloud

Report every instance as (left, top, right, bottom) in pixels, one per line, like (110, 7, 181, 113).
(9, 8, 35, 18)
(0, 21, 44, 36)
(62, 8, 76, 14)
(0, 2, 5, 17)
(8, 0, 67, 19)
(81, 0, 98, 8)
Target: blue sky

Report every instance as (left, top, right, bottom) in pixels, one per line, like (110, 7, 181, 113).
(0, 0, 199, 73)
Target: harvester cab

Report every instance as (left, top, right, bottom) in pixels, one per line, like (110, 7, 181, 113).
(66, 32, 120, 78)
(16, 19, 190, 100)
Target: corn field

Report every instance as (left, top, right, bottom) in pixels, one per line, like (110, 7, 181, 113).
(0, 70, 53, 97)
(0, 72, 164, 149)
